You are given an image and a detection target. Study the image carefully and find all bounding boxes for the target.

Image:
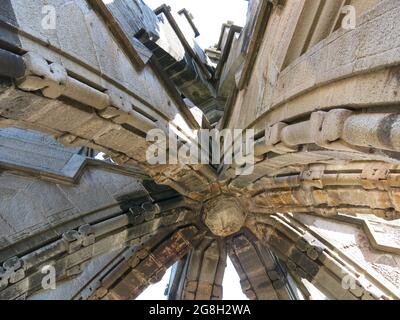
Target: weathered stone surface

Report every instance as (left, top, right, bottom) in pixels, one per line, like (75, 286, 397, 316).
(252, 212, 400, 299)
(88, 226, 200, 300)
(228, 233, 301, 300)
(168, 238, 226, 300)
(1, 0, 400, 301)
(203, 195, 246, 237)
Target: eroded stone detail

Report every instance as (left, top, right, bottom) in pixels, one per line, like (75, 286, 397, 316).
(203, 195, 247, 237)
(1, 0, 400, 301)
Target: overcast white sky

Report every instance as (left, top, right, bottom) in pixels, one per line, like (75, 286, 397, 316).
(144, 0, 249, 49)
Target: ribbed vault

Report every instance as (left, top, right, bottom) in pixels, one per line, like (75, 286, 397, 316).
(1, 0, 400, 300)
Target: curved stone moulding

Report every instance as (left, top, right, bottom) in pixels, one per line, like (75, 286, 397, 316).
(0, 0, 217, 198)
(0, 206, 198, 300)
(167, 238, 226, 300)
(0, 48, 25, 79)
(0, 62, 216, 199)
(227, 109, 400, 189)
(1, 0, 400, 301)
(254, 110, 400, 156)
(228, 232, 302, 300)
(86, 226, 202, 300)
(244, 162, 400, 220)
(249, 213, 400, 300)
(244, 0, 400, 134)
